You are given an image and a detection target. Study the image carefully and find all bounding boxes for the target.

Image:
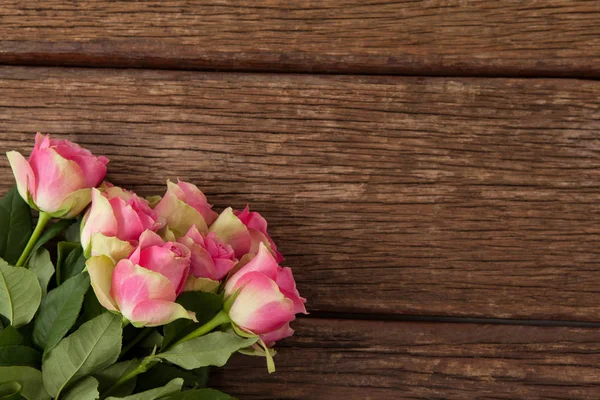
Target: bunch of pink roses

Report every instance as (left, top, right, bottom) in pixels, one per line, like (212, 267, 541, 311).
(0, 133, 305, 400)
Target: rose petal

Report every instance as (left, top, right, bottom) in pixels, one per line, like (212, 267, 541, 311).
(228, 271, 295, 334)
(29, 147, 86, 213)
(111, 259, 177, 322)
(260, 322, 294, 347)
(6, 151, 36, 207)
(81, 188, 118, 252)
(89, 232, 135, 262)
(86, 255, 118, 312)
(276, 267, 307, 314)
(224, 243, 279, 296)
(176, 180, 219, 225)
(183, 276, 221, 293)
(109, 197, 145, 242)
(129, 299, 196, 327)
(155, 188, 209, 236)
(209, 207, 251, 259)
(138, 245, 190, 294)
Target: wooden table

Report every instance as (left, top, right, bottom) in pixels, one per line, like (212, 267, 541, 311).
(1, 1, 599, 398)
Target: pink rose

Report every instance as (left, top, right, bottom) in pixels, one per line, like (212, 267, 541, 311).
(179, 226, 237, 282)
(80, 185, 162, 261)
(235, 206, 284, 262)
(86, 230, 195, 327)
(154, 180, 218, 237)
(209, 206, 283, 262)
(6, 133, 108, 218)
(224, 243, 306, 346)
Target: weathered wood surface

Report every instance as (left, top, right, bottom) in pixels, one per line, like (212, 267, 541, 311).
(211, 318, 600, 399)
(1, 1, 600, 76)
(0, 67, 599, 321)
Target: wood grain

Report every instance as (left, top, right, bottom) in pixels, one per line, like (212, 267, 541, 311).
(0, 67, 599, 320)
(211, 317, 600, 399)
(1, 1, 600, 76)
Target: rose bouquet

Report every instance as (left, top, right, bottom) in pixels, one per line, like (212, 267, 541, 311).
(0, 134, 306, 399)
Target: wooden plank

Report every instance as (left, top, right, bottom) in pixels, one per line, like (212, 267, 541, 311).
(211, 318, 600, 399)
(0, 1, 599, 76)
(0, 67, 599, 320)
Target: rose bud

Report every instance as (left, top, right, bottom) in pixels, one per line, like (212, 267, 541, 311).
(6, 133, 108, 218)
(80, 185, 163, 262)
(209, 207, 283, 261)
(86, 230, 195, 327)
(235, 206, 284, 262)
(224, 243, 306, 347)
(154, 180, 218, 237)
(177, 226, 237, 292)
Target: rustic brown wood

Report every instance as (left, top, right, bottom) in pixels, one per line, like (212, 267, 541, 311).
(1, 1, 600, 76)
(0, 67, 599, 320)
(211, 317, 600, 399)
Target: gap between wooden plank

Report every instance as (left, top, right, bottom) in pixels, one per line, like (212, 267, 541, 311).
(304, 312, 600, 328)
(1, 60, 600, 80)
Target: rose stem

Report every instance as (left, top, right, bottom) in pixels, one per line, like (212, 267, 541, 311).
(15, 211, 51, 267)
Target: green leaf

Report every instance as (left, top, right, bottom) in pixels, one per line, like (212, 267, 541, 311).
(82, 287, 106, 321)
(42, 312, 122, 398)
(0, 366, 50, 400)
(33, 272, 90, 354)
(0, 260, 42, 327)
(56, 242, 86, 285)
(159, 332, 257, 370)
(63, 248, 86, 282)
(0, 381, 21, 400)
(0, 186, 33, 265)
(0, 325, 27, 346)
(0, 345, 41, 367)
(106, 378, 183, 400)
(64, 219, 82, 243)
(162, 292, 223, 349)
(62, 376, 99, 400)
(28, 219, 74, 263)
(135, 364, 208, 393)
(94, 359, 140, 398)
(28, 248, 55, 297)
(166, 388, 235, 400)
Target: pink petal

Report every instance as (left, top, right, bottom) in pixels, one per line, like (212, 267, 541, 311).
(228, 272, 295, 334)
(110, 197, 145, 242)
(138, 230, 165, 249)
(138, 245, 190, 294)
(111, 259, 177, 321)
(260, 323, 294, 347)
(224, 243, 279, 296)
(129, 299, 195, 327)
(81, 188, 118, 251)
(276, 267, 307, 314)
(48, 135, 109, 187)
(187, 245, 217, 280)
(209, 207, 251, 259)
(177, 180, 218, 225)
(235, 205, 268, 233)
(183, 225, 205, 245)
(6, 151, 36, 204)
(29, 147, 86, 212)
(213, 258, 237, 281)
(236, 206, 284, 262)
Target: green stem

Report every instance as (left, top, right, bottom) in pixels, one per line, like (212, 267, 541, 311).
(104, 355, 158, 398)
(168, 310, 231, 350)
(15, 211, 51, 267)
(103, 310, 231, 397)
(119, 328, 153, 359)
